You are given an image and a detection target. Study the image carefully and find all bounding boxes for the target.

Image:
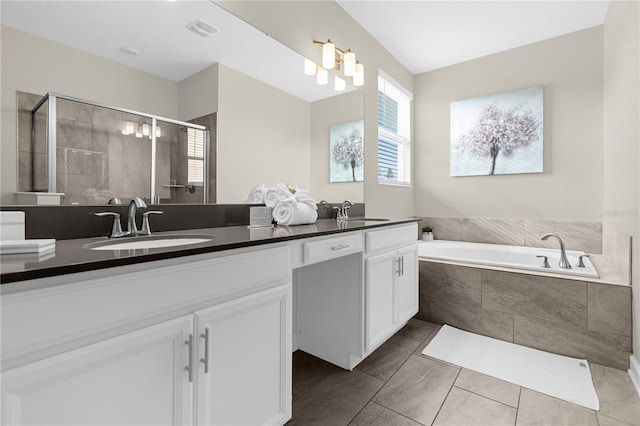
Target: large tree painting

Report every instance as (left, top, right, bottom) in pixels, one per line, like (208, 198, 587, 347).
(330, 120, 364, 182)
(450, 87, 543, 177)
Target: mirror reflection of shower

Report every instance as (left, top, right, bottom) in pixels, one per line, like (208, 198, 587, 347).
(24, 92, 215, 205)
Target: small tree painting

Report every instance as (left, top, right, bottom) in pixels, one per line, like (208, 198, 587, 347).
(330, 120, 364, 182)
(450, 87, 543, 177)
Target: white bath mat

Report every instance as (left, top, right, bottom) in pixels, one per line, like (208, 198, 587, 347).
(422, 325, 600, 410)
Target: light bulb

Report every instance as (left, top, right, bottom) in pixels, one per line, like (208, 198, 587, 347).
(304, 58, 316, 75)
(122, 121, 134, 135)
(317, 66, 328, 85)
(353, 62, 364, 87)
(322, 40, 335, 69)
(156, 126, 162, 137)
(334, 76, 346, 92)
(344, 50, 356, 76)
(142, 123, 150, 136)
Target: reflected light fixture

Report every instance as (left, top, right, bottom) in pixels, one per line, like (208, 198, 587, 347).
(122, 121, 135, 135)
(305, 39, 365, 90)
(304, 58, 316, 75)
(317, 66, 328, 85)
(353, 62, 364, 87)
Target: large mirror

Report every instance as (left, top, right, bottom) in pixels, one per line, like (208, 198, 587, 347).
(0, 0, 364, 205)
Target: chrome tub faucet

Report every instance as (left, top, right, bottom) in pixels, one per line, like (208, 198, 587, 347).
(541, 233, 571, 269)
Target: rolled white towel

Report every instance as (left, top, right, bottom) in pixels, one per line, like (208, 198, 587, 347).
(264, 183, 291, 208)
(246, 183, 267, 204)
(272, 196, 318, 225)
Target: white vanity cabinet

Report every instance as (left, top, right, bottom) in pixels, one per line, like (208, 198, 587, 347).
(195, 284, 291, 426)
(1, 246, 292, 426)
(2, 315, 195, 425)
(364, 223, 419, 354)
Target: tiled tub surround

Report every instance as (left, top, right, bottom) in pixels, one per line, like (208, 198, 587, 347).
(418, 217, 632, 284)
(417, 261, 632, 370)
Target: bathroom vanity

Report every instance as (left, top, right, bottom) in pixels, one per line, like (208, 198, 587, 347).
(0, 219, 418, 426)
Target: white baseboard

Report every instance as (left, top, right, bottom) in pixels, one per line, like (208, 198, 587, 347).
(628, 355, 640, 397)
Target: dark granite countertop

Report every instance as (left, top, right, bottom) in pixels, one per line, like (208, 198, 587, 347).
(0, 218, 418, 285)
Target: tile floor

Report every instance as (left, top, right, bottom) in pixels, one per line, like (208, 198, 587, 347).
(288, 319, 640, 426)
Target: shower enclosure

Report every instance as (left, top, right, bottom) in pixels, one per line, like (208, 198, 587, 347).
(29, 92, 214, 204)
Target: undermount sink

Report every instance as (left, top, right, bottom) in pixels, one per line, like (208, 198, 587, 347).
(86, 235, 213, 251)
(344, 218, 390, 222)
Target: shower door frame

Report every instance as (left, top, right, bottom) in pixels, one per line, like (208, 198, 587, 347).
(31, 92, 212, 203)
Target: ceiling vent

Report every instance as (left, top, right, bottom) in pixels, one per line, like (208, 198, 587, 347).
(186, 19, 219, 38)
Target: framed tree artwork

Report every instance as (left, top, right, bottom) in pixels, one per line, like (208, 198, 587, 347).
(330, 120, 364, 182)
(450, 86, 544, 177)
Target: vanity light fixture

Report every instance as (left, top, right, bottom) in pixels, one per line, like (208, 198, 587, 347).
(343, 49, 356, 77)
(322, 39, 336, 69)
(306, 39, 365, 89)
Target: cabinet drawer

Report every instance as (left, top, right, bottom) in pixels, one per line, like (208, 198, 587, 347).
(302, 233, 362, 265)
(365, 223, 417, 255)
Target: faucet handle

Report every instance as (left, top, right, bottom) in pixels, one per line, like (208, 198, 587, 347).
(536, 255, 550, 268)
(576, 254, 590, 268)
(95, 212, 128, 238)
(140, 211, 163, 236)
(333, 206, 342, 220)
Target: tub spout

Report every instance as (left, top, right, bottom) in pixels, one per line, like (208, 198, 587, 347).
(541, 233, 571, 269)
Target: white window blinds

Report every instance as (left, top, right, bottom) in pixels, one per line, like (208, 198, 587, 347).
(378, 71, 412, 185)
(187, 128, 204, 185)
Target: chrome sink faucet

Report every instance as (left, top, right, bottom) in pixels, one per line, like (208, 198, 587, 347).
(127, 197, 147, 235)
(95, 197, 163, 238)
(334, 200, 354, 220)
(541, 233, 571, 269)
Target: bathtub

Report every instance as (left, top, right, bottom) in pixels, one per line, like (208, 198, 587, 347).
(418, 240, 599, 278)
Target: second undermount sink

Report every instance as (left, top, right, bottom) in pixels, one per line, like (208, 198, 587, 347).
(86, 235, 213, 251)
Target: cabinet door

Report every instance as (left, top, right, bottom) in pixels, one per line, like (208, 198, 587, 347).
(397, 244, 419, 325)
(195, 284, 291, 426)
(1, 316, 193, 426)
(365, 251, 398, 353)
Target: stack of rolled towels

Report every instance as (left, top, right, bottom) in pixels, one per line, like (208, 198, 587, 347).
(246, 183, 318, 226)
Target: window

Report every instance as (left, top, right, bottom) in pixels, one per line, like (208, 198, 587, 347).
(378, 71, 412, 185)
(187, 128, 205, 186)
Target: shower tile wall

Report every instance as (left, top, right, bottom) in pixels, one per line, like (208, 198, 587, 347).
(17, 92, 46, 192)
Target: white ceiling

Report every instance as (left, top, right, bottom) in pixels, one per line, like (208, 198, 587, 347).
(337, 0, 610, 75)
(1, 0, 610, 101)
(1, 0, 351, 102)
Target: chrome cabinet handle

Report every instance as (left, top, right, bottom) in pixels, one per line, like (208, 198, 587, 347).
(331, 244, 349, 251)
(396, 258, 402, 276)
(576, 254, 590, 268)
(185, 334, 193, 382)
(401, 256, 405, 276)
(200, 327, 210, 374)
(536, 255, 550, 268)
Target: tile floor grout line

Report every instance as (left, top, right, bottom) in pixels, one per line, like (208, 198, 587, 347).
(429, 367, 463, 425)
(451, 383, 520, 410)
(362, 328, 439, 419)
(371, 401, 428, 426)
